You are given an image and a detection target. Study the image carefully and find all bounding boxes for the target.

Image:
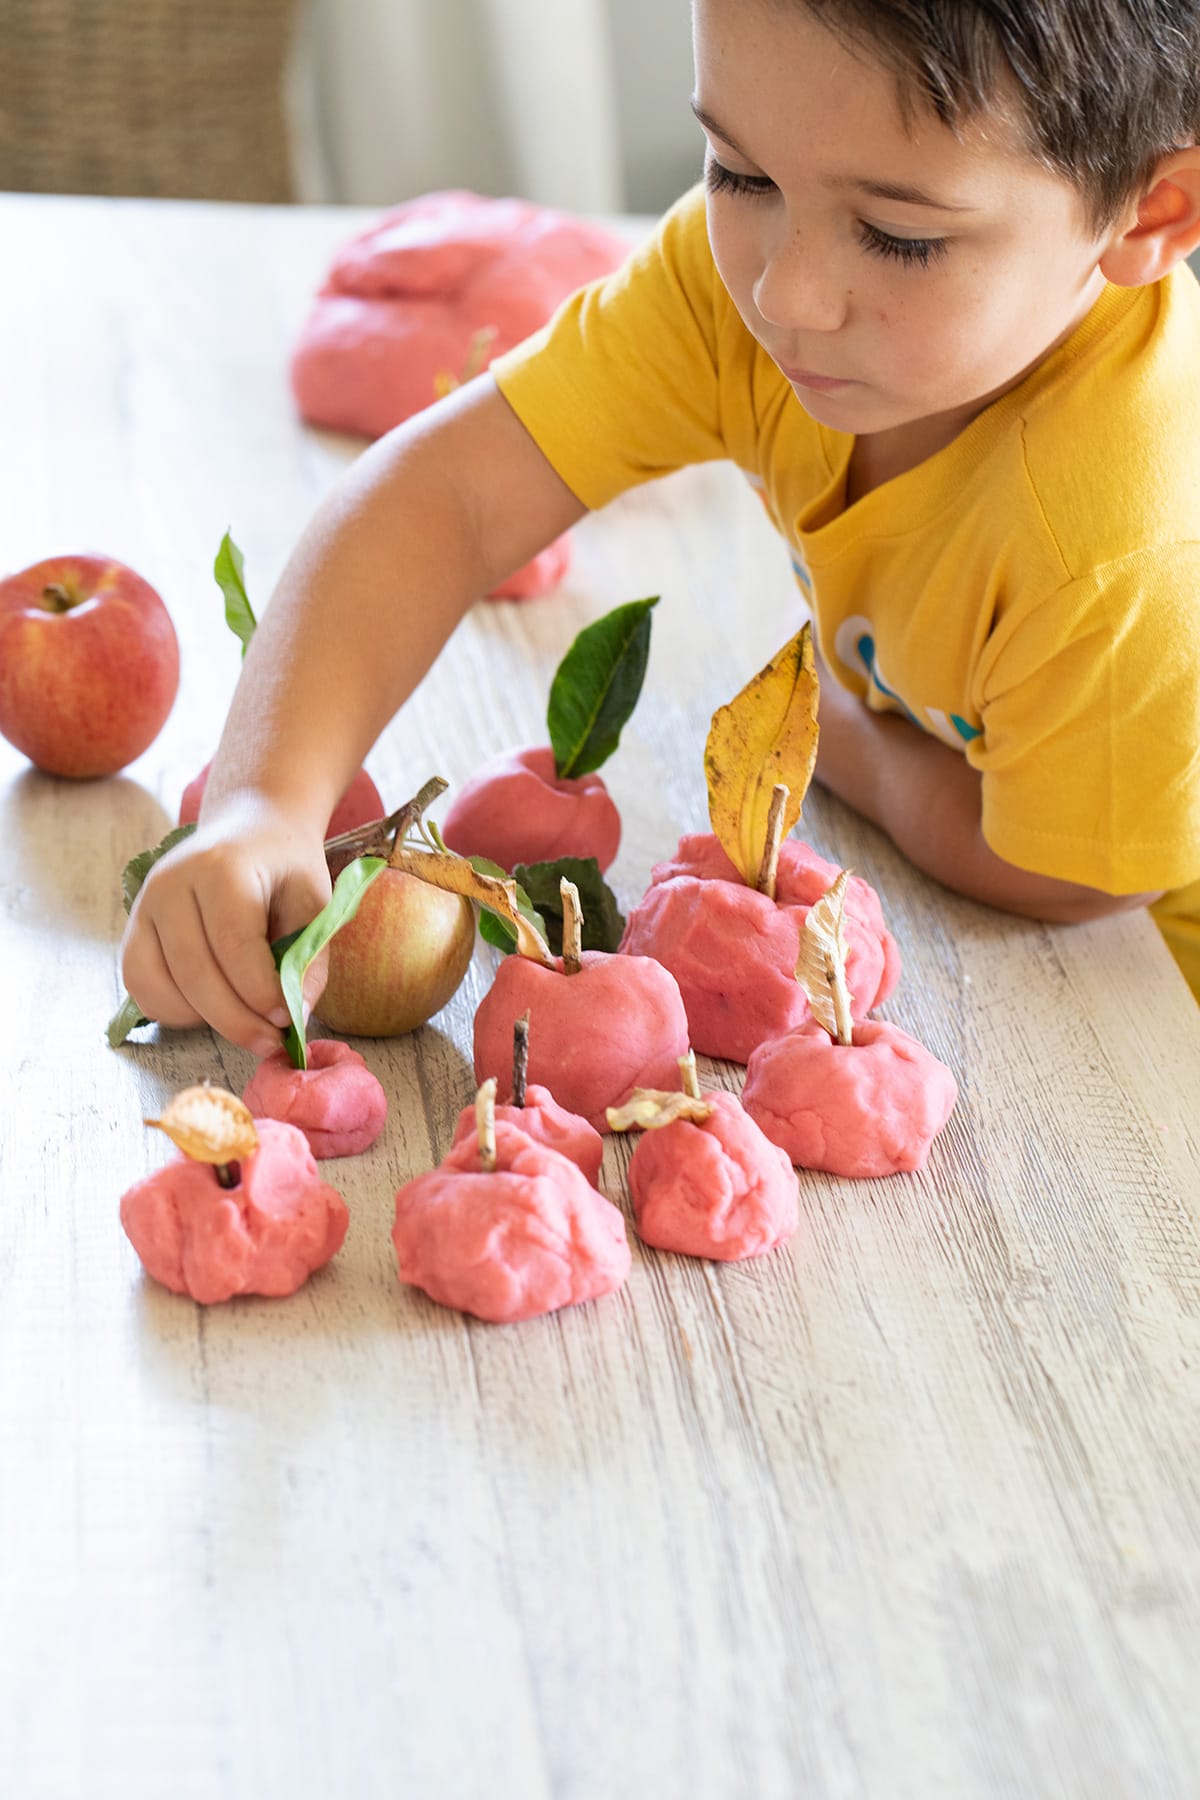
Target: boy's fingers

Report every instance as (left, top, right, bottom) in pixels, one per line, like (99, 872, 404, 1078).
(124, 893, 283, 1056)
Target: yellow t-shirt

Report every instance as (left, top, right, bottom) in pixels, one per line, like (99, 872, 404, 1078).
(493, 186, 1200, 994)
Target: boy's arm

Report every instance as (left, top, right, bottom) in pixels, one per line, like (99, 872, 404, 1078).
(121, 376, 587, 1054)
(813, 668, 1163, 922)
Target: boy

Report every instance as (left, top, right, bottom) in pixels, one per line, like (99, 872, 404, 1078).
(122, 0, 1200, 1055)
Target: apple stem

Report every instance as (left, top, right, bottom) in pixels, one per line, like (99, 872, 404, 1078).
(755, 783, 789, 900)
(476, 1078, 498, 1172)
(678, 1050, 701, 1100)
(560, 878, 583, 974)
(40, 582, 76, 613)
(322, 775, 449, 864)
(512, 1010, 531, 1108)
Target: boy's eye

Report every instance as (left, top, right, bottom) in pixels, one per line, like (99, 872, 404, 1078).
(704, 157, 776, 200)
(858, 221, 948, 268)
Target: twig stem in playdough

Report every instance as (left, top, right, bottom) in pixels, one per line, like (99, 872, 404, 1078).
(560, 878, 583, 974)
(476, 1078, 498, 1172)
(755, 783, 789, 899)
(679, 1050, 701, 1100)
(214, 1162, 240, 1189)
(513, 1011, 531, 1108)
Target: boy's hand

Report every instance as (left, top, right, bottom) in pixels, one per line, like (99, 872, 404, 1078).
(120, 802, 333, 1056)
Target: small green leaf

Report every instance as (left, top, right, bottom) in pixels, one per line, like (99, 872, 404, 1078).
(271, 857, 385, 1068)
(468, 855, 546, 956)
(106, 992, 151, 1048)
(513, 857, 625, 955)
(547, 596, 658, 778)
(121, 823, 197, 914)
(214, 530, 257, 657)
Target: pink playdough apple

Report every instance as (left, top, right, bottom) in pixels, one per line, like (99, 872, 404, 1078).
(0, 553, 179, 778)
(242, 1039, 387, 1159)
(392, 1118, 630, 1322)
(742, 1017, 958, 1178)
(441, 745, 621, 872)
(179, 760, 384, 837)
(620, 833, 901, 1064)
(451, 1081, 603, 1185)
(625, 1087, 798, 1261)
(120, 1117, 349, 1303)
(474, 950, 691, 1132)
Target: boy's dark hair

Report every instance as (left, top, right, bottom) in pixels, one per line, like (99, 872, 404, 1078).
(801, 0, 1200, 227)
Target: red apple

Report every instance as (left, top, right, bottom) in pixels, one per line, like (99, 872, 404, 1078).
(315, 864, 476, 1036)
(179, 759, 384, 837)
(0, 553, 179, 777)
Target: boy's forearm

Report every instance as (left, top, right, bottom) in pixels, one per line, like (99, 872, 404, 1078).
(201, 378, 586, 830)
(813, 673, 1159, 923)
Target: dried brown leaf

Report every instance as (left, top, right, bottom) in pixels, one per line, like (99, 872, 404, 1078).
(145, 1086, 259, 1164)
(795, 869, 854, 1045)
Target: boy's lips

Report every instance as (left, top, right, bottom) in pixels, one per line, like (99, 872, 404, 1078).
(779, 364, 852, 393)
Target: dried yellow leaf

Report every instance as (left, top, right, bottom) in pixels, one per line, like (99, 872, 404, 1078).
(795, 869, 854, 1045)
(144, 1086, 259, 1165)
(606, 1089, 714, 1133)
(387, 844, 555, 967)
(704, 621, 819, 888)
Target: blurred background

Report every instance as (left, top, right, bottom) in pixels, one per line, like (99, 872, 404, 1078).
(0, 0, 697, 215)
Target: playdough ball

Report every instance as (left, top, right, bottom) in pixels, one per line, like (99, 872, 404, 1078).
(392, 1119, 630, 1322)
(180, 760, 384, 838)
(451, 1082, 604, 1185)
(119, 1117, 349, 1303)
(474, 950, 690, 1132)
(628, 1088, 798, 1261)
(441, 745, 621, 872)
(242, 1039, 387, 1159)
(742, 1018, 958, 1178)
(620, 832, 900, 1062)
(290, 190, 629, 441)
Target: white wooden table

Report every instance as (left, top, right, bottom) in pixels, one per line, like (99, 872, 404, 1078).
(2, 193, 1199, 1800)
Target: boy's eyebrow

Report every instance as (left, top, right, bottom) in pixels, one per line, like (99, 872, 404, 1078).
(690, 99, 977, 213)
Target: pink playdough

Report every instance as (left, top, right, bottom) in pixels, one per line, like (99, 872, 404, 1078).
(242, 1039, 388, 1159)
(742, 1017, 958, 1178)
(474, 950, 691, 1132)
(620, 833, 901, 1064)
(289, 190, 629, 600)
(119, 1117, 349, 1303)
(451, 1082, 604, 1185)
(180, 761, 384, 837)
(392, 1119, 630, 1322)
(627, 1088, 798, 1261)
(441, 745, 621, 872)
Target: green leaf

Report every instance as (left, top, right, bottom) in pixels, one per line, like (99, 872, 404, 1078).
(468, 855, 546, 956)
(121, 823, 197, 914)
(214, 530, 257, 657)
(547, 596, 658, 778)
(271, 856, 386, 1068)
(512, 857, 625, 956)
(106, 992, 151, 1048)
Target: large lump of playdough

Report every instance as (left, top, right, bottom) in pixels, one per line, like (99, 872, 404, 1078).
(628, 1088, 798, 1261)
(392, 1119, 630, 1322)
(242, 1039, 387, 1159)
(441, 745, 621, 872)
(119, 1118, 349, 1303)
(620, 833, 900, 1063)
(450, 1082, 604, 1185)
(742, 1017, 957, 1177)
(474, 950, 691, 1131)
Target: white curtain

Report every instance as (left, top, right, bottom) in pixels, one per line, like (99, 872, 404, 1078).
(289, 0, 626, 213)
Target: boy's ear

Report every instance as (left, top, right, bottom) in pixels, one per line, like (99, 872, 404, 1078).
(1100, 148, 1200, 286)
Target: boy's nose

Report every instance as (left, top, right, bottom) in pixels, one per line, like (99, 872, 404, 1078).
(752, 229, 845, 333)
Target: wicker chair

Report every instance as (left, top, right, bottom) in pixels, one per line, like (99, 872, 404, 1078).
(0, 0, 298, 202)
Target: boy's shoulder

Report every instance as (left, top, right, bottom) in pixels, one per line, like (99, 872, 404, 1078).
(1015, 265, 1200, 580)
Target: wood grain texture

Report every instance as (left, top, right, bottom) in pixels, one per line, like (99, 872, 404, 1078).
(1, 195, 1198, 1800)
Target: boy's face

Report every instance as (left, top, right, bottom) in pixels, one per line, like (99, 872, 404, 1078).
(692, 0, 1116, 455)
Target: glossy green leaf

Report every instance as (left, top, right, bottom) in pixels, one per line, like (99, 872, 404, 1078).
(214, 530, 257, 657)
(271, 856, 385, 1068)
(106, 992, 151, 1048)
(547, 596, 657, 778)
(512, 857, 625, 955)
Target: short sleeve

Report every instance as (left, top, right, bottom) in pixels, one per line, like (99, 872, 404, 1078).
(491, 187, 730, 510)
(971, 546, 1200, 893)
